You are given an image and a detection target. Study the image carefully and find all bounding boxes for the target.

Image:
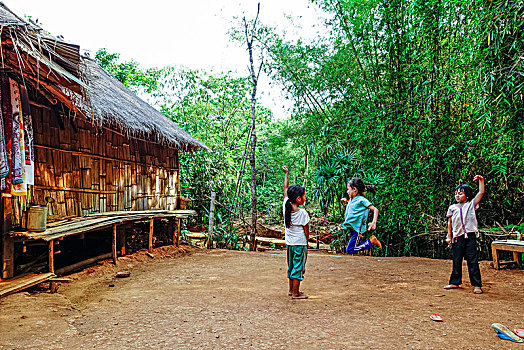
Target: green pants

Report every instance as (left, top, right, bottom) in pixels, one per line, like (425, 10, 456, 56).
(287, 245, 307, 280)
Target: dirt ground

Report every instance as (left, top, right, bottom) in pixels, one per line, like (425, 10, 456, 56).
(1, 246, 523, 349)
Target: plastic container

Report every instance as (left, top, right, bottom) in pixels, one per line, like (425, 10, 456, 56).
(26, 205, 48, 232)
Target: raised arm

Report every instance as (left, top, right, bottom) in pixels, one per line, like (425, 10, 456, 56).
(472, 175, 485, 206)
(282, 166, 289, 198)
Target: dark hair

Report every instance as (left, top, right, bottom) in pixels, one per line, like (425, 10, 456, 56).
(348, 178, 376, 196)
(285, 185, 306, 228)
(455, 184, 474, 202)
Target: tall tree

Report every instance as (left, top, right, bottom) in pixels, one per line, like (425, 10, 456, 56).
(243, 3, 264, 250)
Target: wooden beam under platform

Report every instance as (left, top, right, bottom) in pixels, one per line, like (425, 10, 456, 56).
(0, 273, 55, 298)
(54, 253, 113, 276)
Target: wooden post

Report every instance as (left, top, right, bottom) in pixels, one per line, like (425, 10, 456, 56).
(148, 217, 154, 252)
(491, 244, 499, 270)
(48, 240, 54, 274)
(1, 196, 15, 279)
(112, 224, 117, 264)
(2, 236, 14, 279)
(49, 281, 58, 293)
(207, 192, 216, 249)
(176, 218, 181, 247)
(174, 218, 178, 246)
(513, 251, 521, 268)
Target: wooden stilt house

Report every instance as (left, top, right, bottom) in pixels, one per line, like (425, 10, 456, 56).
(0, 4, 208, 287)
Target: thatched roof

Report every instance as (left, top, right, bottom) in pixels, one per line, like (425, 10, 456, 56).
(0, 2, 25, 25)
(0, 2, 209, 152)
(0, 3, 84, 90)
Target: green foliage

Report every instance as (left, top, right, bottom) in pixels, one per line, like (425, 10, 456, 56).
(259, 0, 524, 257)
(205, 210, 245, 250)
(95, 48, 162, 93)
(155, 67, 274, 216)
(312, 149, 361, 216)
(95, 0, 524, 258)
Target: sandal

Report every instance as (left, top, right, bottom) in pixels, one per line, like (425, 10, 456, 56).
(473, 287, 483, 294)
(292, 293, 309, 299)
(430, 313, 443, 322)
(443, 284, 460, 290)
(491, 323, 523, 343)
(514, 329, 524, 338)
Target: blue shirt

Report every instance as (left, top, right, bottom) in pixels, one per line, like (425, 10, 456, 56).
(342, 196, 372, 233)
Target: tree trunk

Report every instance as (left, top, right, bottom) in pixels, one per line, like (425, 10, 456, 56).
(249, 132, 257, 250)
(243, 3, 262, 251)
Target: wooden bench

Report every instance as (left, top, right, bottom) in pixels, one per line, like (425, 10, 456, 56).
(491, 240, 524, 270)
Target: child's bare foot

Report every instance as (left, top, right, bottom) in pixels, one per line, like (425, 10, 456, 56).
(370, 235, 382, 249)
(473, 287, 483, 294)
(292, 293, 308, 299)
(288, 291, 305, 296)
(443, 284, 460, 290)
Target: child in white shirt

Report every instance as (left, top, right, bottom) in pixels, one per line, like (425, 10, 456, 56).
(444, 175, 485, 294)
(282, 166, 310, 299)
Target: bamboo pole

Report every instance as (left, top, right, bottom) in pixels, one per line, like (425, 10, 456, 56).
(37, 185, 117, 195)
(112, 224, 117, 264)
(148, 217, 154, 252)
(207, 192, 216, 249)
(48, 240, 54, 274)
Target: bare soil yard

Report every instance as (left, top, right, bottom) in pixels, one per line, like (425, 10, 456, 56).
(1, 246, 523, 349)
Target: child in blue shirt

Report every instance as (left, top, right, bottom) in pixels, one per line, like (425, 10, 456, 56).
(341, 178, 382, 253)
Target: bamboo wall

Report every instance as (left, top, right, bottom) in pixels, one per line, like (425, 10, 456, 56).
(28, 105, 180, 219)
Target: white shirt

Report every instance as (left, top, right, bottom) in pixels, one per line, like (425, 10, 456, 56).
(282, 197, 310, 246)
(447, 200, 479, 240)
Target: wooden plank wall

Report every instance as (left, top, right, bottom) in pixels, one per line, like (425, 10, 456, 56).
(27, 106, 180, 217)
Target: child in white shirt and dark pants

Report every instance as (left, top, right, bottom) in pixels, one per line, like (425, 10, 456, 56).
(445, 175, 485, 294)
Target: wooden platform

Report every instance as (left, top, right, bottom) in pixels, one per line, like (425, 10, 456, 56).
(0, 273, 55, 298)
(492, 240, 524, 270)
(10, 210, 196, 241)
(7, 210, 197, 275)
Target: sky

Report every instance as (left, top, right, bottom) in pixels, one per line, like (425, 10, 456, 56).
(5, 0, 328, 118)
